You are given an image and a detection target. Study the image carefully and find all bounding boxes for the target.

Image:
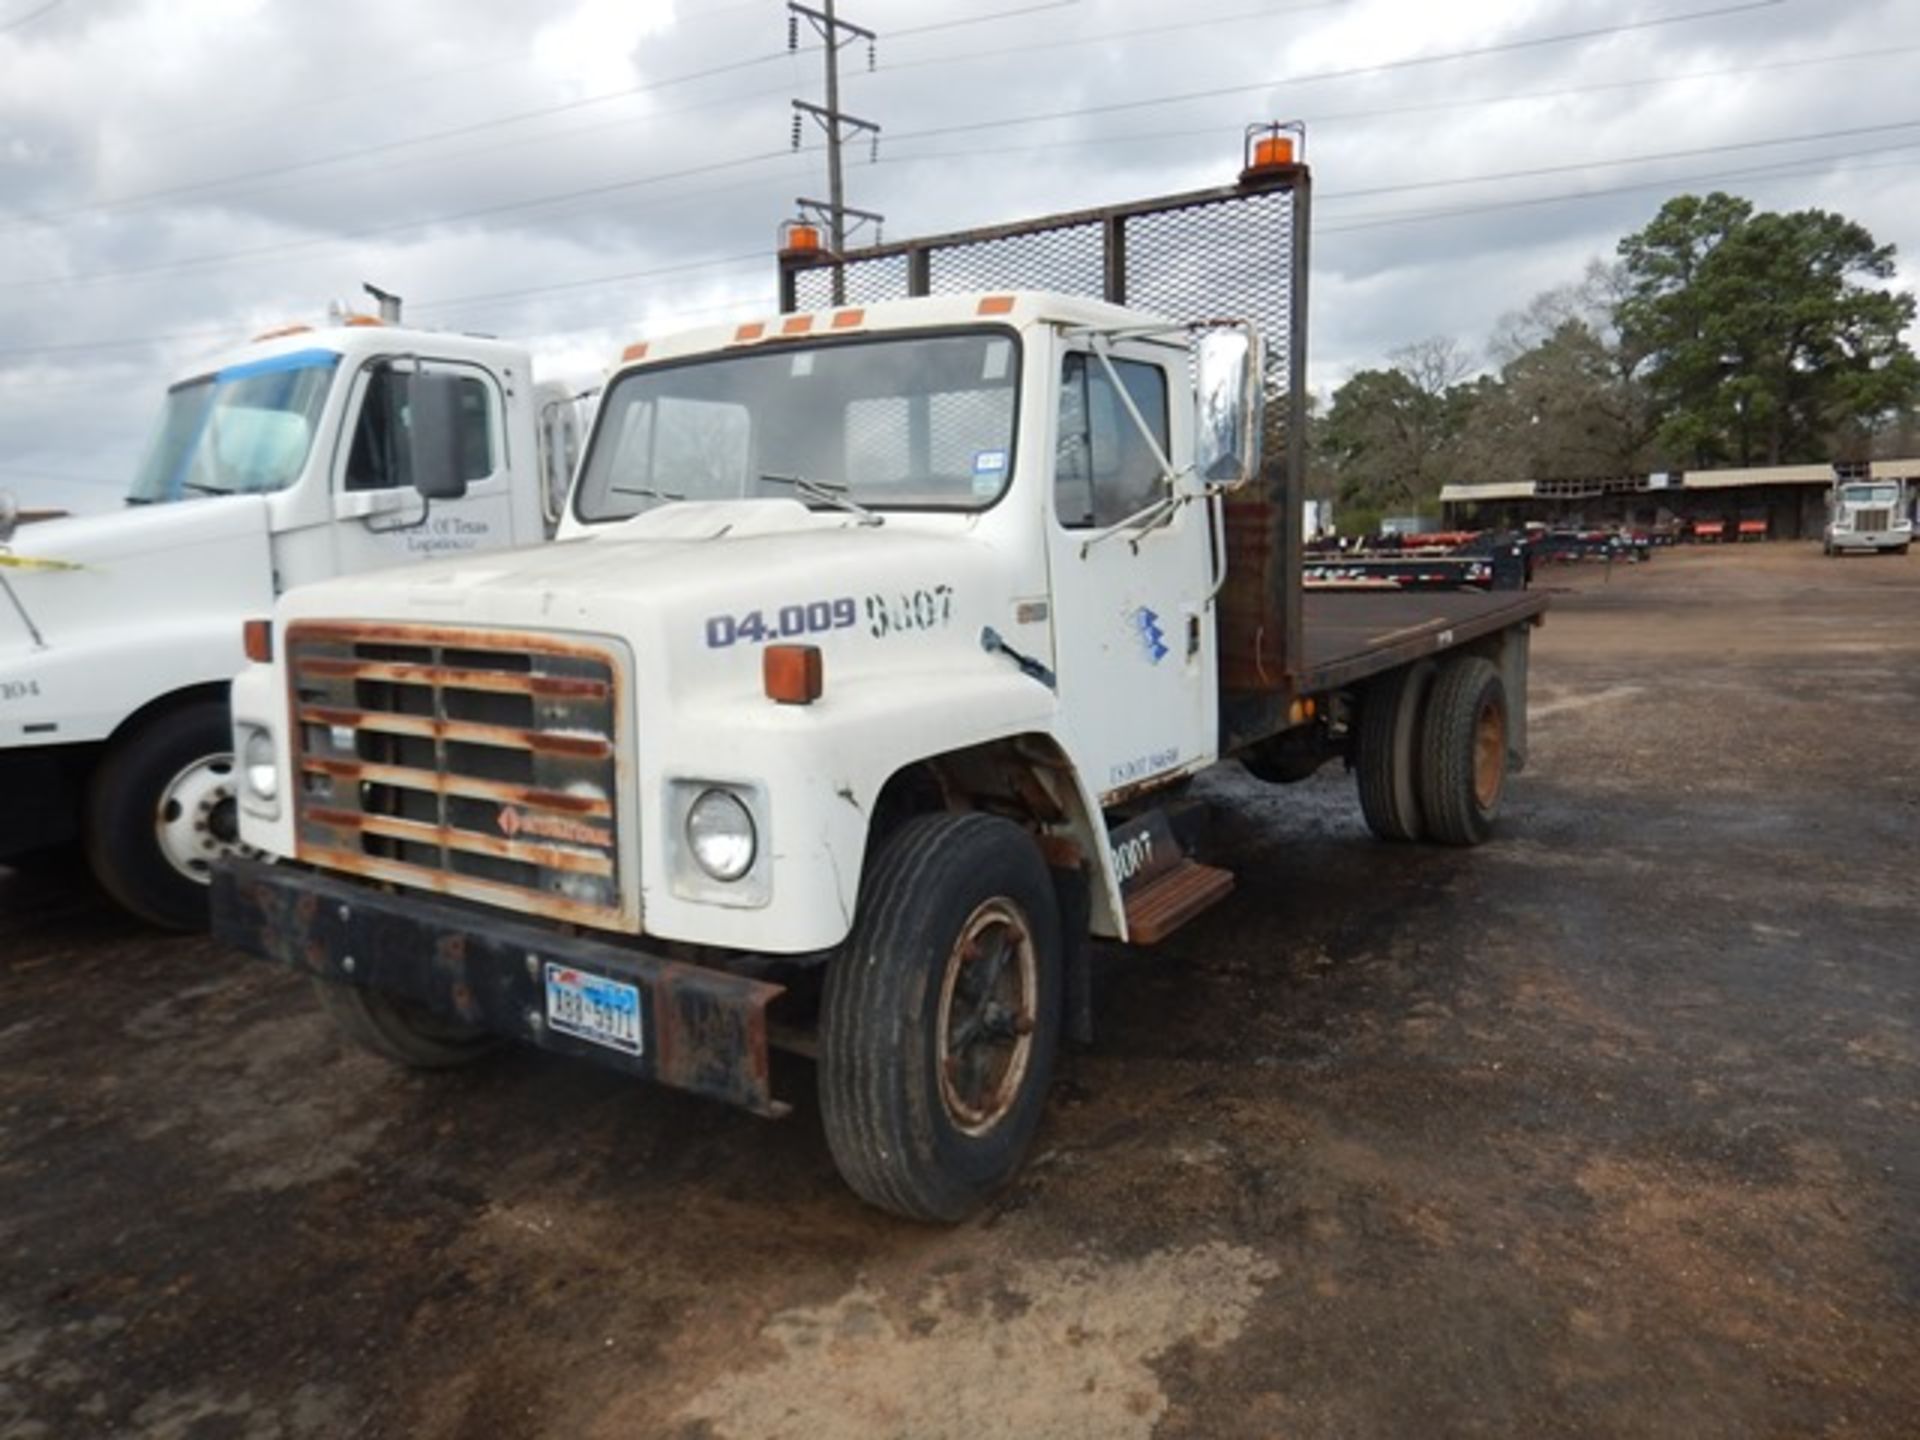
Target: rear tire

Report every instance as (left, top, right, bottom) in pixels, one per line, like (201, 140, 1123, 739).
(312, 979, 499, 1069)
(1355, 660, 1434, 842)
(1417, 656, 1509, 847)
(819, 813, 1063, 1222)
(86, 699, 260, 931)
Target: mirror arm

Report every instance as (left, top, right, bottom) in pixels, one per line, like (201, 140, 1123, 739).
(1089, 335, 1179, 487)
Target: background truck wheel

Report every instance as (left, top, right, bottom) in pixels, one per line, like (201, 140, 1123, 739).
(312, 979, 499, 1069)
(819, 812, 1063, 1222)
(1355, 659, 1435, 842)
(1417, 656, 1509, 847)
(86, 699, 261, 930)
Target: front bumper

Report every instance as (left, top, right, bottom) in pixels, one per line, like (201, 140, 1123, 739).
(211, 859, 789, 1116)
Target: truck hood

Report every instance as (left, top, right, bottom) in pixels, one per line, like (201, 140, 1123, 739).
(0, 495, 276, 652)
(276, 499, 1043, 704)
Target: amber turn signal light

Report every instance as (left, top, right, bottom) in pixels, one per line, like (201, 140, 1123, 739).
(243, 618, 273, 664)
(763, 644, 823, 704)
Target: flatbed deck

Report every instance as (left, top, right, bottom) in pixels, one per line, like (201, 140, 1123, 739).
(1298, 588, 1548, 695)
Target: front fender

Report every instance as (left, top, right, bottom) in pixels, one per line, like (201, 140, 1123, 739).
(637, 665, 1060, 953)
(0, 616, 249, 748)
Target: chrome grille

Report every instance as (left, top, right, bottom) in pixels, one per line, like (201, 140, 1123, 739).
(1851, 507, 1892, 532)
(286, 623, 627, 928)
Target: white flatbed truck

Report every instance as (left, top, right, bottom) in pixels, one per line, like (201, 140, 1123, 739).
(212, 132, 1546, 1220)
(0, 293, 583, 927)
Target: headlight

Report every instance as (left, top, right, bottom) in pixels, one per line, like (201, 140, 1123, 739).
(686, 788, 756, 881)
(243, 728, 278, 801)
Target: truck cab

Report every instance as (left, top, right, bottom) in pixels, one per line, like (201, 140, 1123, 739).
(1824, 473, 1913, 555)
(0, 307, 581, 927)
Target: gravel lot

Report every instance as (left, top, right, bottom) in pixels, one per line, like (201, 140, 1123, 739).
(3, 541, 1915, 1439)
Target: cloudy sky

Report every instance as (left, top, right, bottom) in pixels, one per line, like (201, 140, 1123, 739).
(3, 0, 1917, 512)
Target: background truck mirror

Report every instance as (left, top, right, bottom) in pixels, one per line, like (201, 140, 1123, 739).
(407, 371, 470, 501)
(1193, 326, 1263, 488)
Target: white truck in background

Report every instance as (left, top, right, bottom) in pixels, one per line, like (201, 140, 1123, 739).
(1823, 467, 1913, 555)
(0, 289, 587, 928)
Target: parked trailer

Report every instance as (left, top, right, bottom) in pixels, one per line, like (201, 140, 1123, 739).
(212, 128, 1546, 1221)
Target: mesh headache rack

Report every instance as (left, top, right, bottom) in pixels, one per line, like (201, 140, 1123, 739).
(776, 124, 1312, 747)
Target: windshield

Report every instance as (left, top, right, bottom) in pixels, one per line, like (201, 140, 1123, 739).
(573, 329, 1020, 523)
(127, 349, 339, 504)
(1839, 483, 1898, 505)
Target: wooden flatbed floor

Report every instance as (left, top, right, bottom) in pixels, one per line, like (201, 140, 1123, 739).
(1298, 589, 1548, 695)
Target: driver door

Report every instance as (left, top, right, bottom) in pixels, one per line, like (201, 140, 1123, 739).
(1044, 339, 1217, 801)
(327, 359, 515, 576)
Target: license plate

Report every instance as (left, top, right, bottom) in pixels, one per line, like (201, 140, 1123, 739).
(544, 963, 644, 1056)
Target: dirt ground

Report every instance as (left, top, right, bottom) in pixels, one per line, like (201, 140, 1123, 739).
(2, 542, 1916, 1439)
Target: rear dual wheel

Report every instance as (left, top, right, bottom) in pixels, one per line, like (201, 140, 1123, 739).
(1355, 655, 1510, 847)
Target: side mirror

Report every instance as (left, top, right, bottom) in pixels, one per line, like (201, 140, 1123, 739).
(1193, 324, 1263, 488)
(0, 491, 17, 544)
(406, 371, 470, 501)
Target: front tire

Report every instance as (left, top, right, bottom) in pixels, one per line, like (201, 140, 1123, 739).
(86, 699, 260, 930)
(819, 813, 1063, 1222)
(1417, 657, 1509, 846)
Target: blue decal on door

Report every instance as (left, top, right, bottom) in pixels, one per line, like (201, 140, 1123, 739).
(1131, 606, 1169, 664)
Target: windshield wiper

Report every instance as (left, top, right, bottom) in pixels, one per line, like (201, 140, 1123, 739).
(609, 484, 684, 503)
(179, 481, 226, 497)
(759, 472, 881, 527)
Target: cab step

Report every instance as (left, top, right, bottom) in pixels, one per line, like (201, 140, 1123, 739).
(1123, 859, 1235, 944)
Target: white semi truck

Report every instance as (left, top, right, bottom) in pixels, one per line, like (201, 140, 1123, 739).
(1823, 468, 1913, 555)
(213, 133, 1546, 1220)
(0, 292, 584, 928)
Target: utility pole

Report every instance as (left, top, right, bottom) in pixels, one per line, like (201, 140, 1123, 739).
(788, 0, 881, 303)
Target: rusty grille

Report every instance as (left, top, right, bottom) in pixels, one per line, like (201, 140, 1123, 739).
(286, 623, 628, 929)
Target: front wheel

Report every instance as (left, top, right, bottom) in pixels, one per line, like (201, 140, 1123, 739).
(819, 813, 1063, 1222)
(86, 699, 262, 930)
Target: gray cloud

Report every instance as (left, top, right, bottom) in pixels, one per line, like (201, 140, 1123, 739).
(3, 0, 1916, 510)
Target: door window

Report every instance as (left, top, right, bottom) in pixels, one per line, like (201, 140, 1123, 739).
(345, 364, 496, 491)
(1056, 353, 1170, 528)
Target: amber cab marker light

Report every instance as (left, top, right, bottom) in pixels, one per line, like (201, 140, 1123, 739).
(622, 341, 649, 363)
(764, 644, 823, 705)
(977, 294, 1016, 315)
(243, 619, 274, 664)
(1240, 121, 1304, 183)
(778, 219, 824, 259)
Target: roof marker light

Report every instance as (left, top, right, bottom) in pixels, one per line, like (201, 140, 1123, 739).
(735, 321, 767, 342)
(1241, 121, 1305, 183)
(782, 314, 814, 336)
(977, 295, 1015, 316)
(831, 308, 865, 329)
(778, 219, 824, 258)
(622, 341, 650, 362)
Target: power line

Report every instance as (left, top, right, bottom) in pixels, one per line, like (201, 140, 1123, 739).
(1317, 142, 1920, 236)
(0, 149, 802, 293)
(878, 0, 1788, 145)
(0, 0, 60, 34)
(851, 0, 1343, 77)
(873, 41, 1920, 165)
(0, 0, 1081, 235)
